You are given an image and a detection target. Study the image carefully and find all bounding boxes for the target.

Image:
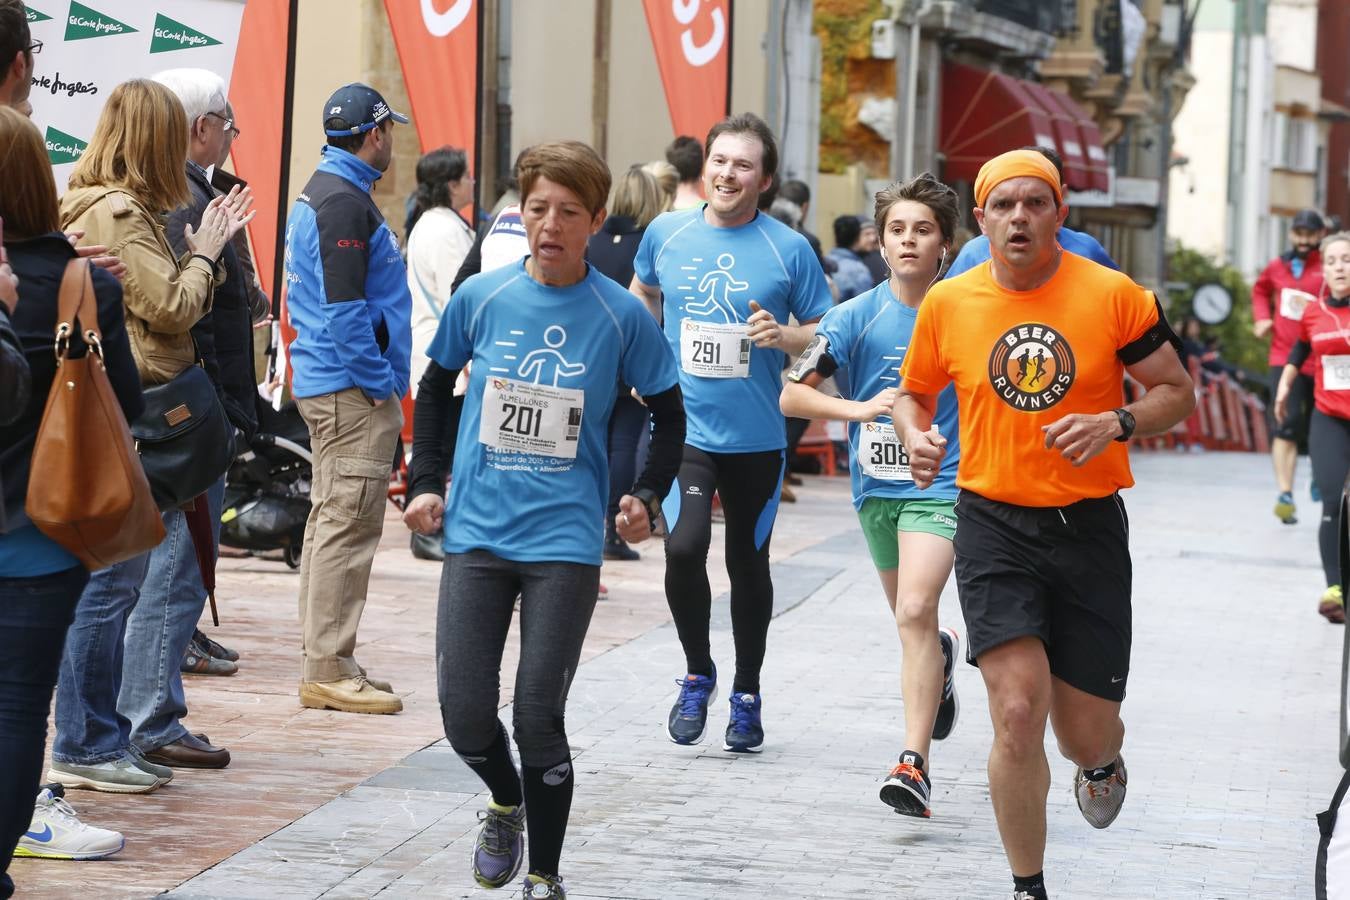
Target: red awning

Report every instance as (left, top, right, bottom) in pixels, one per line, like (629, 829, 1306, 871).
(941, 61, 1110, 193)
(1037, 87, 1112, 192)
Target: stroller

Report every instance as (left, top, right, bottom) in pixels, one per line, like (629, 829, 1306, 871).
(220, 401, 313, 568)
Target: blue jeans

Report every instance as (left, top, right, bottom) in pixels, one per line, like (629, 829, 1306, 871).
(52, 550, 152, 765)
(120, 478, 225, 752)
(0, 566, 88, 899)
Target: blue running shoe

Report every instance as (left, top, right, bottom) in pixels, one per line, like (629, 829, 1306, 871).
(666, 665, 717, 745)
(473, 800, 525, 888)
(723, 691, 764, 753)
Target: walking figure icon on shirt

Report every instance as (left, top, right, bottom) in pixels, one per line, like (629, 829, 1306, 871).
(518, 325, 587, 386)
(686, 253, 749, 323)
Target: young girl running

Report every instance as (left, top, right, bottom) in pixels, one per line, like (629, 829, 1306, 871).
(780, 173, 962, 818)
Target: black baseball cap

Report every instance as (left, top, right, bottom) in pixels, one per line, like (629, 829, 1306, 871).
(1292, 209, 1326, 231)
(322, 83, 409, 137)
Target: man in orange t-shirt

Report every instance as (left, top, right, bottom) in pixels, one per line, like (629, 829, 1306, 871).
(893, 149, 1194, 900)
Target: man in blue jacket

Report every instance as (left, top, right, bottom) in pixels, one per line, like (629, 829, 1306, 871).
(943, 146, 1118, 279)
(285, 83, 412, 715)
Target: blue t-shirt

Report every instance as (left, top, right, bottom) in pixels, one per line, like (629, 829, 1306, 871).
(944, 226, 1118, 279)
(815, 282, 959, 508)
(634, 207, 833, 453)
(427, 259, 678, 565)
(0, 523, 81, 578)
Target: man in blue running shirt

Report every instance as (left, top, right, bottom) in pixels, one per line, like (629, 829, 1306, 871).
(944, 146, 1117, 280)
(630, 113, 833, 754)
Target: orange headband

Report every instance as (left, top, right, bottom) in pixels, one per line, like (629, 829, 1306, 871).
(973, 149, 1063, 208)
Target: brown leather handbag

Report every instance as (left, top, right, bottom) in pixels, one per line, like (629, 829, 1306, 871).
(25, 259, 164, 569)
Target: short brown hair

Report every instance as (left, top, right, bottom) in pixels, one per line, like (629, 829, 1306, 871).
(0, 0, 30, 86)
(705, 113, 778, 179)
(873, 172, 960, 243)
(0, 105, 59, 238)
(517, 141, 611, 216)
(68, 78, 189, 213)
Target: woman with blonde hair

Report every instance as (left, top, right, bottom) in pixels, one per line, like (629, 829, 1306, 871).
(641, 159, 678, 213)
(0, 105, 143, 891)
(47, 78, 253, 796)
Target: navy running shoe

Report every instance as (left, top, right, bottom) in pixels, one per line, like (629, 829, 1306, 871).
(932, 627, 960, 741)
(666, 665, 717, 745)
(472, 801, 525, 888)
(723, 691, 764, 753)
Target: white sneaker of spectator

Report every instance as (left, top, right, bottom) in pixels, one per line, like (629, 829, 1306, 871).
(13, 786, 125, 860)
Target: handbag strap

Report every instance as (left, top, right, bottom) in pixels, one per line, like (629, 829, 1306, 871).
(55, 258, 101, 361)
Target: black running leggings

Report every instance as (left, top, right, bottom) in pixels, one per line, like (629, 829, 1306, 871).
(664, 445, 784, 694)
(1311, 409, 1350, 587)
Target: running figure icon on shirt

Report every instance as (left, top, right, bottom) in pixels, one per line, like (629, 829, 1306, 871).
(517, 325, 587, 386)
(686, 253, 750, 323)
(1027, 348, 1047, 388)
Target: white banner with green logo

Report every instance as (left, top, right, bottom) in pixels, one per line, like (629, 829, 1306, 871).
(24, 0, 245, 187)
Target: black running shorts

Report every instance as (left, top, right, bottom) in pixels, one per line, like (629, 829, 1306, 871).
(1268, 365, 1313, 444)
(953, 490, 1132, 702)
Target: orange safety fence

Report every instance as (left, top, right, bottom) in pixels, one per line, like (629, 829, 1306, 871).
(1127, 356, 1269, 453)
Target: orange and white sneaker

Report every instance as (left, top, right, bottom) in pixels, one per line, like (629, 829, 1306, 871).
(879, 750, 931, 818)
(1073, 755, 1127, 829)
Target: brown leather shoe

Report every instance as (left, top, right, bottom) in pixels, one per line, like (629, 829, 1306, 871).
(299, 676, 402, 714)
(143, 733, 231, 769)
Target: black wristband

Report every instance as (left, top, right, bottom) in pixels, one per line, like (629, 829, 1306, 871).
(190, 253, 217, 269)
(632, 486, 662, 522)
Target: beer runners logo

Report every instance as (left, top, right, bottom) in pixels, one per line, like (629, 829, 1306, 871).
(150, 13, 221, 53)
(44, 125, 87, 165)
(987, 322, 1076, 412)
(25, 4, 53, 23)
(65, 1, 135, 41)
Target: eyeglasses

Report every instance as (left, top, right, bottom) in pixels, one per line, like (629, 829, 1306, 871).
(206, 111, 240, 139)
(27, 39, 42, 55)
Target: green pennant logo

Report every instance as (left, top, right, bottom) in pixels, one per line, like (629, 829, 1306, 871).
(150, 13, 221, 53)
(64, 1, 136, 41)
(25, 5, 53, 22)
(45, 126, 87, 165)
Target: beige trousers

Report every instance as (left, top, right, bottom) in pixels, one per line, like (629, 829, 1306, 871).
(294, 387, 403, 683)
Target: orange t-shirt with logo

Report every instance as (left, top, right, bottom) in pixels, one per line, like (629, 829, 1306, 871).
(900, 252, 1160, 507)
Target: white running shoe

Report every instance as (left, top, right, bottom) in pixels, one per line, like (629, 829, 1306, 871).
(48, 756, 161, 794)
(1073, 755, 1128, 829)
(14, 787, 125, 859)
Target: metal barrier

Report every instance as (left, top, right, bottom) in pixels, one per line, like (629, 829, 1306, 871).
(1128, 357, 1269, 452)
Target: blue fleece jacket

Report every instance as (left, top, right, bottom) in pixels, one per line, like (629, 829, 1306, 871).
(284, 146, 411, 400)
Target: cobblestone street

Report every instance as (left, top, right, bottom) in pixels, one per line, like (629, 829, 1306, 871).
(14, 452, 1343, 899)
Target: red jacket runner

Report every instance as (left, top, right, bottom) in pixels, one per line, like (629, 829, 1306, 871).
(1252, 249, 1322, 375)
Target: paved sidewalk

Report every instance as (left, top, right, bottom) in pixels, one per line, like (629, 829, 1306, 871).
(154, 452, 1345, 900)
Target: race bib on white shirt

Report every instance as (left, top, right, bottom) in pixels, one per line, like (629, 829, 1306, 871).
(680, 320, 751, 378)
(858, 421, 912, 481)
(479, 378, 584, 459)
(1324, 354, 1350, 391)
(1281, 288, 1316, 321)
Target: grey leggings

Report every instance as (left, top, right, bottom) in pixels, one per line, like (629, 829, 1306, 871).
(436, 550, 599, 766)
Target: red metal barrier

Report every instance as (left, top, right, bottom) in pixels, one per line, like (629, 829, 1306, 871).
(1128, 357, 1267, 453)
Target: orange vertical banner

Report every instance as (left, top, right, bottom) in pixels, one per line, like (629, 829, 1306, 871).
(642, 0, 731, 140)
(383, 0, 479, 164)
(227, 0, 290, 303)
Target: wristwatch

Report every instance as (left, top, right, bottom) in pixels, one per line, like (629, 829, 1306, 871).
(1112, 408, 1136, 442)
(632, 487, 663, 523)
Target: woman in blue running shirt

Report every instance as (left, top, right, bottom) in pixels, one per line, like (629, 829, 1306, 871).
(780, 173, 963, 821)
(402, 141, 685, 900)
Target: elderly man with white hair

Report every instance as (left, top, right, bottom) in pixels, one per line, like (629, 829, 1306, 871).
(114, 67, 258, 771)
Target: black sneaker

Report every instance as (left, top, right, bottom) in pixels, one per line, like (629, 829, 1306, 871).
(602, 537, 639, 561)
(932, 627, 960, 741)
(880, 750, 931, 818)
(666, 665, 717, 744)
